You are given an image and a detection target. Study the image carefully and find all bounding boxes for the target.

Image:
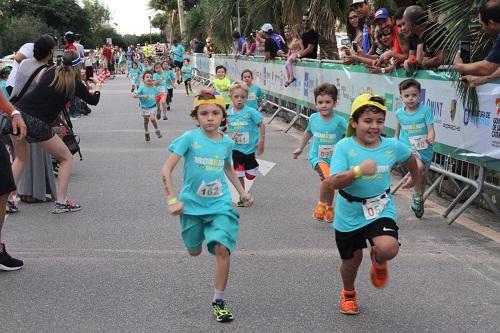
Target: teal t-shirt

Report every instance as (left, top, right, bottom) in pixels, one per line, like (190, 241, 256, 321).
(171, 44, 185, 62)
(168, 128, 234, 215)
(245, 84, 264, 111)
(163, 70, 176, 89)
(0, 80, 10, 99)
(129, 68, 140, 85)
(306, 112, 347, 168)
(135, 85, 157, 108)
(152, 72, 168, 93)
(330, 137, 411, 232)
(227, 105, 263, 155)
(181, 65, 193, 81)
(395, 103, 434, 163)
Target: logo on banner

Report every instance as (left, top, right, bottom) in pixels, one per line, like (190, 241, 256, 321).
(425, 94, 443, 124)
(463, 108, 491, 127)
(304, 72, 309, 97)
(450, 99, 457, 122)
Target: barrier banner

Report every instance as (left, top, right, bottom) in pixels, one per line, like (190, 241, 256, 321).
(191, 55, 500, 171)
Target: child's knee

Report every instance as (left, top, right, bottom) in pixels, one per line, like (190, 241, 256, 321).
(188, 248, 202, 256)
(214, 243, 229, 257)
(376, 243, 399, 260)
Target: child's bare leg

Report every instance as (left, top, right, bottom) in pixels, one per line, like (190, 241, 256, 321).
(238, 177, 245, 190)
(340, 249, 363, 291)
(214, 243, 230, 292)
(143, 117, 149, 132)
(150, 115, 158, 130)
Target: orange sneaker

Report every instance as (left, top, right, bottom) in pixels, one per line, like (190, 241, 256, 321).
(313, 202, 326, 221)
(325, 206, 334, 223)
(340, 289, 359, 315)
(370, 248, 388, 288)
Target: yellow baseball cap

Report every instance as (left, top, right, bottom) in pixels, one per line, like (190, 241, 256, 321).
(194, 93, 226, 111)
(346, 93, 387, 137)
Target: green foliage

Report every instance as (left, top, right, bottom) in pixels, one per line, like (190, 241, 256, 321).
(0, 14, 49, 55)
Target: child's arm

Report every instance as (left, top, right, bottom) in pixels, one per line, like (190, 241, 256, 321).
(394, 122, 401, 139)
(292, 130, 313, 159)
(224, 163, 254, 206)
(426, 124, 435, 145)
(256, 122, 265, 156)
(161, 153, 184, 215)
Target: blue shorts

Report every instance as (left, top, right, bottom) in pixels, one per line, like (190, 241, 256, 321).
(179, 209, 240, 255)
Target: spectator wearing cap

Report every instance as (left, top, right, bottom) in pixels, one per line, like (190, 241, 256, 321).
(402, 5, 447, 70)
(455, 0, 500, 86)
(64, 31, 77, 51)
(261, 23, 288, 61)
(351, 0, 373, 54)
(297, 12, 319, 60)
(372, 8, 409, 66)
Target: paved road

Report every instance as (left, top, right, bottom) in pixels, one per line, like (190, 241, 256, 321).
(2, 76, 499, 332)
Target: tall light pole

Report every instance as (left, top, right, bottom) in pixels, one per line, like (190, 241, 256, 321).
(148, 15, 152, 44)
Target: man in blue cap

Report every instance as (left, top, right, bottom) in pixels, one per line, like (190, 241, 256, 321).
(373, 8, 408, 65)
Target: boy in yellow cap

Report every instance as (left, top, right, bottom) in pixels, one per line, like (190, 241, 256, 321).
(161, 90, 253, 322)
(320, 93, 420, 315)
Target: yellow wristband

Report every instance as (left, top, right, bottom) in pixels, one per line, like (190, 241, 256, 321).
(168, 197, 178, 205)
(353, 165, 363, 178)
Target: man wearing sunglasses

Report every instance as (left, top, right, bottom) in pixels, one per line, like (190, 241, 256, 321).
(373, 7, 409, 66)
(297, 12, 319, 60)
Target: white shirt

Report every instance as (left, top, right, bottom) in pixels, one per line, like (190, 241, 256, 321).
(6, 43, 34, 88)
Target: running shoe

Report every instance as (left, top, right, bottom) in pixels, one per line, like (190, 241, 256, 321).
(52, 198, 82, 214)
(340, 289, 359, 315)
(313, 202, 326, 221)
(0, 244, 24, 271)
(212, 299, 234, 322)
(237, 201, 245, 207)
(410, 194, 424, 218)
(155, 129, 162, 138)
(6, 200, 18, 214)
(145, 132, 150, 141)
(163, 115, 168, 120)
(325, 206, 334, 223)
(370, 248, 388, 288)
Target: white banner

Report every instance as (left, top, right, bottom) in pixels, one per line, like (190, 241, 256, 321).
(191, 55, 500, 170)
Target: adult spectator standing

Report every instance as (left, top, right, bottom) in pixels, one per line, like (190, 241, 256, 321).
(351, 0, 373, 54)
(64, 31, 77, 51)
(232, 31, 246, 56)
(261, 23, 287, 61)
(297, 12, 319, 60)
(102, 43, 114, 79)
(74, 34, 85, 60)
(455, 0, 500, 82)
(403, 5, 447, 70)
(0, 91, 26, 271)
(346, 8, 363, 45)
(193, 37, 205, 53)
(5, 42, 34, 95)
(373, 7, 409, 66)
(12, 34, 58, 204)
(204, 37, 215, 57)
(244, 33, 257, 56)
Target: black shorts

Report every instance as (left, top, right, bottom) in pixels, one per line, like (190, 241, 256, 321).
(184, 78, 192, 84)
(167, 88, 173, 103)
(174, 60, 183, 69)
(85, 66, 94, 79)
(0, 137, 16, 195)
(335, 218, 399, 260)
(108, 61, 115, 71)
(1, 112, 54, 143)
(232, 150, 259, 175)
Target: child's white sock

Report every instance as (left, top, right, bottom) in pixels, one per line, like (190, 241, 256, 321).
(213, 289, 224, 302)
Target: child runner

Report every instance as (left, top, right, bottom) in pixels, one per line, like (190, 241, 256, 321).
(241, 69, 264, 111)
(132, 71, 162, 141)
(213, 65, 231, 109)
(161, 61, 176, 112)
(292, 83, 347, 223)
(161, 91, 253, 322)
(395, 79, 434, 218)
(152, 62, 169, 120)
(226, 82, 265, 206)
(320, 93, 419, 315)
(129, 62, 141, 93)
(180, 58, 193, 96)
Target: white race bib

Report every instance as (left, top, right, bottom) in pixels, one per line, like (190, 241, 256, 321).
(197, 179, 223, 197)
(318, 144, 334, 159)
(233, 132, 250, 145)
(248, 93, 256, 100)
(409, 135, 428, 150)
(157, 86, 166, 93)
(362, 193, 389, 220)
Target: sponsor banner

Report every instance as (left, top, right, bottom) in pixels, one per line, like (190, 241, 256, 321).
(191, 55, 500, 170)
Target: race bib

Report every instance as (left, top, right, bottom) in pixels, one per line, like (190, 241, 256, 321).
(157, 86, 166, 93)
(362, 193, 389, 220)
(248, 93, 256, 100)
(233, 132, 250, 145)
(318, 144, 334, 158)
(409, 135, 428, 150)
(197, 179, 223, 197)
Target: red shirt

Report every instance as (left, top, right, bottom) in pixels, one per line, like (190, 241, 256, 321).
(64, 43, 77, 51)
(102, 47, 112, 61)
(392, 25, 403, 55)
